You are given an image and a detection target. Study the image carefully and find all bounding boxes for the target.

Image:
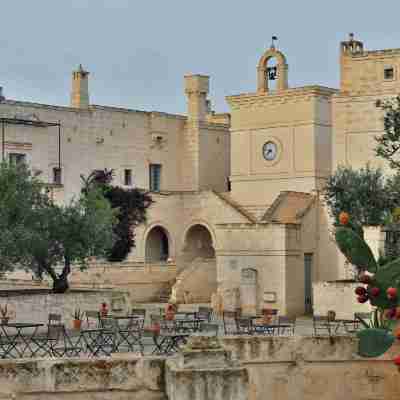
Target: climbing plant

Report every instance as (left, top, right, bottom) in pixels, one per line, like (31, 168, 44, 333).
(81, 169, 153, 261)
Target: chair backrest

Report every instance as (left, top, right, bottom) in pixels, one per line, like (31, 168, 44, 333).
(131, 308, 146, 317)
(235, 317, 252, 334)
(199, 322, 219, 336)
(48, 313, 62, 325)
(279, 316, 296, 325)
(47, 324, 65, 341)
(160, 318, 176, 334)
(100, 317, 118, 330)
(223, 311, 238, 335)
(197, 307, 212, 322)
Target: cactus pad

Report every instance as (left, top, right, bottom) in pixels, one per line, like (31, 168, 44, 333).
(335, 227, 377, 273)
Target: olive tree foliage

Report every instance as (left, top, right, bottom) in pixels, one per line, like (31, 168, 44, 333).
(0, 162, 117, 292)
(323, 164, 393, 234)
(375, 96, 400, 171)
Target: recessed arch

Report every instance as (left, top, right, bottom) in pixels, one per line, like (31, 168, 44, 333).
(182, 223, 216, 262)
(145, 225, 171, 263)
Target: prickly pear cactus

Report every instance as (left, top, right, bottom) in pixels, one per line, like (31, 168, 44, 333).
(334, 214, 400, 362)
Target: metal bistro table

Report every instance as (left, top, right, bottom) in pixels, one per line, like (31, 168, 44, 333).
(78, 328, 116, 356)
(0, 323, 44, 358)
(174, 318, 205, 333)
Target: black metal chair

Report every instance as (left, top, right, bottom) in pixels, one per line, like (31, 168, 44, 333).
(199, 322, 219, 336)
(31, 313, 62, 356)
(313, 315, 333, 336)
(196, 307, 213, 322)
(222, 311, 240, 335)
(278, 316, 296, 335)
(130, 309, 146, 329)
(116, 317, 144, 354)
(235, 317, 253, 335)
(48, 325, 83, 357)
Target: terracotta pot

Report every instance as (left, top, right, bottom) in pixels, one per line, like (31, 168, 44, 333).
(73, 319, 82, 330)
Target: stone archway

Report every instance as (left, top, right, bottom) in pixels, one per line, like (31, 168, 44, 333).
(183, 224, 215, 262)
(145, 226, 170, 262)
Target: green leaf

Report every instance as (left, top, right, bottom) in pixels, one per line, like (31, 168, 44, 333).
(335, 227, 377, 272)
(369, 258, 400, 308)
(357, 328, 395, 358)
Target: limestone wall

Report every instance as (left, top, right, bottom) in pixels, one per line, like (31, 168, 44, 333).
(0, 290, 116, 329)
(0, 356, 165, 400)
(313, 281, 372, 319)
(221, 336, 400, 400)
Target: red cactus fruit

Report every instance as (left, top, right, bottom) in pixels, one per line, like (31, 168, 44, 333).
(394, 355, 400, 366)
(387, 287, 398, 299)
(359, 273, 372, 284)
(357, 295, 369, 303)
(369, 287, 380, 297)
(355, 286, 367, 296)
(386, 308, 397, 320)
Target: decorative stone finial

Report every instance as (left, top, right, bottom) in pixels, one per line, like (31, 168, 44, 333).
(349, 33, 355, 41)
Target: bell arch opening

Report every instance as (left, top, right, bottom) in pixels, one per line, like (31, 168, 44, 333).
(183, 224, 215, 262)
(145, 226, 170, 263)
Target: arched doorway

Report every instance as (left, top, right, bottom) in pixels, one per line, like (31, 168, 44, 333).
(145, 226, 170, 262)
(183, 224, 215, 262)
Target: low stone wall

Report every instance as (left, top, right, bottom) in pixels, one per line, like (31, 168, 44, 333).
(220, 335, 400, 400)
(1, 337, 400, 399)
(0, 290, 118, 329)
(313, 280, 372, 319)
(0, 356, 166, 399)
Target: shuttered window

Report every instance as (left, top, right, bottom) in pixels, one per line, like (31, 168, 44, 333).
(149, 164, 161, 192)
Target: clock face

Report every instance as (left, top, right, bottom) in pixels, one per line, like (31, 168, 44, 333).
(263, 141, 278, 161)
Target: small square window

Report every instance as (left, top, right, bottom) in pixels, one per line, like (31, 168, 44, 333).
(53, 168, 62, 185)
(384, 67, 394, 80)
(124, 169, 132, 186)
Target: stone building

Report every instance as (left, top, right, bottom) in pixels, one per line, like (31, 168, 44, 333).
(1, 34, 398, 315)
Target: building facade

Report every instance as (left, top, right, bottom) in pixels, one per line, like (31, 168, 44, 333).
(1, 34, 397, 315)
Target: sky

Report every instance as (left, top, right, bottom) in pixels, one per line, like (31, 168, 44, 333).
(1, 0, 400, 115)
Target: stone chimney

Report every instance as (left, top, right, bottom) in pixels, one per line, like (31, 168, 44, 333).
(184, 74, 210, 122)
(70, 64, 90, 108)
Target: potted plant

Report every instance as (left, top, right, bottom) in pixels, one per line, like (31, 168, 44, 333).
(0, 304, 9, 325)
(165, 303, 176, 321)
(72, 309, 83, 330)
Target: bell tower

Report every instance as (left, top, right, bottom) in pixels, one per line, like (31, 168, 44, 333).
(70, 64, 90, 108)
(257, 37, 289, 93)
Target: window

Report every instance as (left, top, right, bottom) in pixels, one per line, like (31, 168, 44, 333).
(149, 164, 162, 192)
(9, 153, 26, 166)
(124, 169, 132, 186)
(53, 167, 62, 185)
(384, 67, 395, 80)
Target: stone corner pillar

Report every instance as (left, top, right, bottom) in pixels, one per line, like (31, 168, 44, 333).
(165, 336, 249, 400)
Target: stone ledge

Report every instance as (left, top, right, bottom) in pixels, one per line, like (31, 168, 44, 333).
(0, 356, 166, 396)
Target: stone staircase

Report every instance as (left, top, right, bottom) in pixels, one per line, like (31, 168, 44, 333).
(170, 258, 217, 303)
